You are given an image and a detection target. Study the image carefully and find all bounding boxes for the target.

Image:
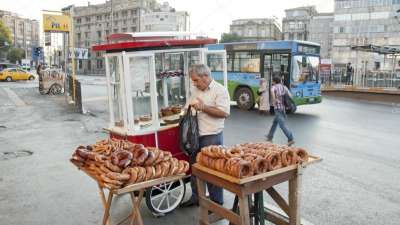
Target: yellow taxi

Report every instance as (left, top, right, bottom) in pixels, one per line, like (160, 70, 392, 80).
(0, 68, 35, 81)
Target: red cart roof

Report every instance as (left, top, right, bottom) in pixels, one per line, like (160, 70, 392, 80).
(92, 32, 217, 52)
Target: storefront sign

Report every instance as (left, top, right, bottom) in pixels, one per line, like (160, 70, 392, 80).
(43, 14, 70, 33)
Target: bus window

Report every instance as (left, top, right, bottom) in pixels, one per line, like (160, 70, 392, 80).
(293, 55, 319, 83)
(207, 54, 224, 72)
(233, 52, 260, 73)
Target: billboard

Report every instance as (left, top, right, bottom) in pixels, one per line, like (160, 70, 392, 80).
(43, 14, 70, 33)
(69, 48, 89, 60)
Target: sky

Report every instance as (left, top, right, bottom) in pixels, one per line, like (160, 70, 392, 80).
(0, 0, 334, 39)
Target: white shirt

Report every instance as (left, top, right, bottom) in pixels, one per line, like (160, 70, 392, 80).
(190, 80, 230, 136)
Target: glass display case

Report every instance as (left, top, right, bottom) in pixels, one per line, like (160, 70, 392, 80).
(104, 48, 224, 136)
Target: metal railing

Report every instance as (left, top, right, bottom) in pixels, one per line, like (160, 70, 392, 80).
(321, 70, 400, 90)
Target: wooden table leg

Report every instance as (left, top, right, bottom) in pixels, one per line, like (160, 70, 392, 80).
(101, 190, 114, 225)
(129, 190, 145, 225)
(238, 194, 251, 225)
(196, 177, 209, 225)
(288, 166, 302, 225)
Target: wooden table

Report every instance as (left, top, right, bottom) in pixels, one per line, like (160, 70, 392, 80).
(76, 165, 185, 225)
(192, 156, 321, 225)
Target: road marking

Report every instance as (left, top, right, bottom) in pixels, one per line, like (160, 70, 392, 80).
(2, 87, 26, 106)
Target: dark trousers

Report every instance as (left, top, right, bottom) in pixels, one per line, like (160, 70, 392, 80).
(189, 132, 224, 204)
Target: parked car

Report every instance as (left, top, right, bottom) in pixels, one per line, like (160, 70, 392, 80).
(0, 63, 19, 71)
(0, 68, 35, 81)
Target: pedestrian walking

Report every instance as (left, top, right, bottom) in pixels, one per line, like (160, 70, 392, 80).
(346, 62, 353, 85)
(181, 64, 230, 207)
(266, 76, 295, 146)
(257, 78, 270, 115)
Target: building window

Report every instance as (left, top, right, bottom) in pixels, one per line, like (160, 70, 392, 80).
(289, 33, 294, 40)
(339, 27, 345, 33)
(105, 30, 110, 35)
(122, 28, 127, 32)
(85, 32, 89, 38)
(123, 20, 127, 25)
(77, 33, 81, 41)
(87, 60, 91, 70)
(87, 25, 91, 30)
(86, 16, 90, 22)
(132, 18, 137, 24)
(97, 31, 102, 38)
(96, 15, 102, 21)
(113, 12, 118, 18)
(114, 21, 118, 26)
(97, 59, 103, 69)
(113, 28, 118, 33)
(76, 18, 81, 24)
(131, 27, 136, 32)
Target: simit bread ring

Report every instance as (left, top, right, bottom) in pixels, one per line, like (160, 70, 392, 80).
(295, 148, 309, 163)
(160, 161, 170, 177)
(106, 172, 130, 181)
(105, 161, 122, 173)
(136, 167, 146, 183)
(281, 150, 297, 166)
(154, 151, 164, 164)
(144, 151, 156, 166)
(126, 167, 139, 185)
(226, 148, 243, 158)
(154, 164, 163, 178)
(132, 147, 149, 166)
(100, 174, 123, 186)
(265, 152, 282, 171)
(111, 150, 133, 168)
(145, 166, 155, 180)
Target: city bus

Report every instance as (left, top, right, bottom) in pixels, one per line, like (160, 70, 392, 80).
(206, 40, 322, 111)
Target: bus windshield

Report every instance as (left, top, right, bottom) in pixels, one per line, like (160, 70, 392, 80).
(292, 55, 319, 83)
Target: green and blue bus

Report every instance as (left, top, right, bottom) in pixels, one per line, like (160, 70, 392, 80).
(206, 40, 322, 111)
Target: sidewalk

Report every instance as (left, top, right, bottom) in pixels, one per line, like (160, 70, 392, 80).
(322, 85, 400, 95)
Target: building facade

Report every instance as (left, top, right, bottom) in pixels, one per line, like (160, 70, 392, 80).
(64, 0, 188, 75)
(309, 13, 334, 59)
(282, 6, 318, 41)
(229, 18, 281, 41)
(0, 10, 40, 62)
(332, 0, 400, 71)
(142, 2, 188, 32)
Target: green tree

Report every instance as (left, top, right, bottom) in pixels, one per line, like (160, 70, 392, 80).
(219, 33, 244, 43)
(7, 48, 25, 63)
(0, 20, 12, 59)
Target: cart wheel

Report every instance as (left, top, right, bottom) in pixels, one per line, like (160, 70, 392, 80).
(49, 84, 62, 95)
(145, 178, 185, 215)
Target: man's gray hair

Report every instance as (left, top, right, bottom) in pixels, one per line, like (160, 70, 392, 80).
(189, 64, 211, 77)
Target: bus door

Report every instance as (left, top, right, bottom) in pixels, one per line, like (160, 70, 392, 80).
(262, 53, 291, 88)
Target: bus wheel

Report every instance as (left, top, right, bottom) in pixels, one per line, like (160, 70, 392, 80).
(235, 87, 254, 110)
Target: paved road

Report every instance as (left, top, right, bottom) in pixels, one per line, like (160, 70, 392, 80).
(0, 81, 399, 225)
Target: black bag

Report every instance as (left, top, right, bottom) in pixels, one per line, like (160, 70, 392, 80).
(179, 106, 200, 156)
(283, 88, 297, 113)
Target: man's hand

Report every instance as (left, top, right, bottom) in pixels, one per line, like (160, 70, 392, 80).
(190, 97, 205, 111)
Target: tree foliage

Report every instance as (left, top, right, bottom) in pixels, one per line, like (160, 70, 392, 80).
(219, 33, 244, 43)
(0, 20, 12, 47)
(7, 48, 25, 63)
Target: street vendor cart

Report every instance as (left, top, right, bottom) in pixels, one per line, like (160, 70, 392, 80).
(39, 68, 65, 95)
(92, 32, 228, 216)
